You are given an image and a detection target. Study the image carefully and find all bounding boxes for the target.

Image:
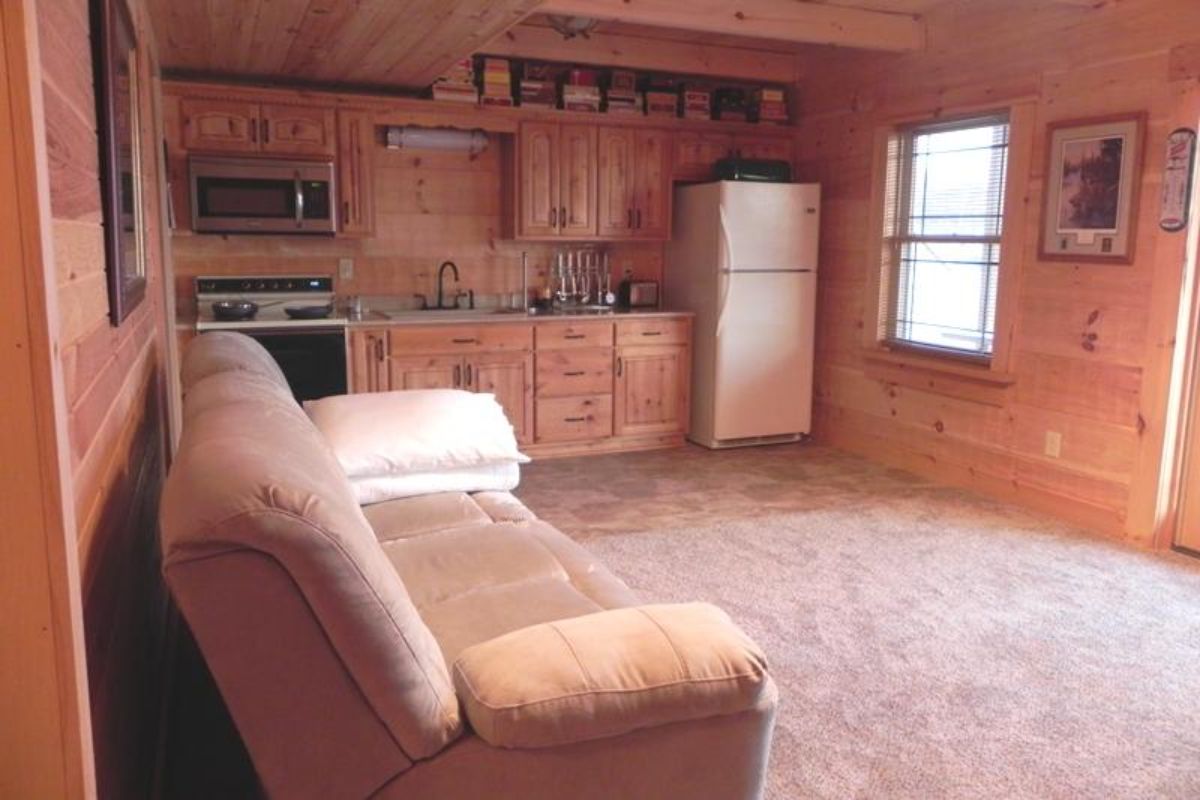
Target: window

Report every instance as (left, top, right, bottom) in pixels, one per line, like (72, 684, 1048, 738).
(881, 113, 1010, 360)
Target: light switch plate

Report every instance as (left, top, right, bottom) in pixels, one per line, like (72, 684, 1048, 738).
(338, 258, 354, 280)
(1044, 431, 1062, 459)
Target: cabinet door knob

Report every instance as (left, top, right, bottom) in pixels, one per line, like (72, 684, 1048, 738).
(550, 207, 558, 228)
(561, 206, 567, 226)
(465, 364, 473, 387)
(616, 357, 623, 377)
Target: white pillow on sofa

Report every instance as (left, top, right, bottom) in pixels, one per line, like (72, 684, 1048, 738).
(351, 462, 521, 506)
(304, 389, 529, 480)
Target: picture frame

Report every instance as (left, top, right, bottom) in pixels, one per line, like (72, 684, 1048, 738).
(1039, 112, 1146, 264)
(91, 0, 144, 325)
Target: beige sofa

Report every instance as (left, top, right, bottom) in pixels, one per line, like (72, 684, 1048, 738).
(160, 332, 777, 799)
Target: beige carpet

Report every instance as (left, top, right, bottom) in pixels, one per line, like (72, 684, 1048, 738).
(518, 445, 1200, 799)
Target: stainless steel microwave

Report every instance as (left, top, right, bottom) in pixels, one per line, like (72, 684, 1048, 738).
(189, 155, 336, 234)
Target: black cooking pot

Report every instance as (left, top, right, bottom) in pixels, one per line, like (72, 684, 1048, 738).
(284, 303, 334, 320)
(211, 300, 258, 321)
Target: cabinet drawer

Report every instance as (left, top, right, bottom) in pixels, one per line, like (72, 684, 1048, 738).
(536, 395, 613, 443)
(389, 324, 532, 354)
(535, 321, 614, 350)
(536, 348, 613, 397)
(616, 318, 689, 346)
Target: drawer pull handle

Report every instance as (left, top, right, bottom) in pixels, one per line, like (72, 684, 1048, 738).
(616, 357, 623, 377)
(453, 364, 462, 387)
(564, 333, 586, 340)
(564, 370, 585, 377)
(565, 416, 587, 423)
(641, 331, 663, 337)
(451, 337, 477, 344)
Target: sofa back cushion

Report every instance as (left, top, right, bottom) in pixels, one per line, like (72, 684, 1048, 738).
(180, 330, 289, 392)
(161, 334, 462, 762)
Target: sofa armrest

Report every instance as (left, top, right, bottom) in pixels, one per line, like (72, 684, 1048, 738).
(451, 603, 772, 749)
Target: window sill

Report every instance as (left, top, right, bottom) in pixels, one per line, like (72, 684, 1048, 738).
(861, 347, 1015, 406)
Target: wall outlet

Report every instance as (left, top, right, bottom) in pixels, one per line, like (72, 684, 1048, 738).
(1044, 431, 1063, 459)
(338, 258, 354, 280)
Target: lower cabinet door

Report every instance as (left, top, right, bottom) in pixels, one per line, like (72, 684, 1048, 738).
(470, 352, 534, 445)
(614, 345, 688, 436)
(349, 329, 389, 393)
(536, 395, 614, 443)
(388, 355, 462, 390)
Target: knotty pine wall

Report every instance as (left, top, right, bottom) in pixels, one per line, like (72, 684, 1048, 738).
(166, 128, 665, 313)
(796, 0, 1200, 543)
(38, 0, 172, 796)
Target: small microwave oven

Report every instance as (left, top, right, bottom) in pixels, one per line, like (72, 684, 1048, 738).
(189, 155, 336, 234)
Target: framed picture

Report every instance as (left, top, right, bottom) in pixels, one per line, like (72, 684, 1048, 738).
(1039, 113, 1146, 264)
(91, 0, 144, 325)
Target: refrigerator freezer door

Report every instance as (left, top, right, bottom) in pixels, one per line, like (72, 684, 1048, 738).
(718, 182, 820, 272)
(712, 270, 816, 441)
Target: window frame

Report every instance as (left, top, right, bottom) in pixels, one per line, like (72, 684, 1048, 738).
(887, 112, 1010, 362)
(863, 102, 1034, 397)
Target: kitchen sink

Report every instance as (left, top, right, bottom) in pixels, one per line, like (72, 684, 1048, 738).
(376, 307, 528, 321)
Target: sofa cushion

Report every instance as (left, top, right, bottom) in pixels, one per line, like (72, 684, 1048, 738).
(451, 603, 772, 749)
(381, 522, 569, 609)
(364, 493, 494, 542)
(162, 361, 463, 761)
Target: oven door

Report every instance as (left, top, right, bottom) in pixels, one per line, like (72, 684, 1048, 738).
(190, 156, 336, 234)
(246, 329, 347, 401)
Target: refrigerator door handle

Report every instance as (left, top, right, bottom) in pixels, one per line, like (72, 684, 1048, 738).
(716, 206, 735, 338)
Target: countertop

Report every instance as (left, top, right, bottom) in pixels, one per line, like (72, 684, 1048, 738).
(345, 307, 694, 327)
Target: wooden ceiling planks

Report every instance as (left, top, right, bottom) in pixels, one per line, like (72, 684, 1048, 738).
(148, 0, 543, 90)
(537, 0, 926, 52)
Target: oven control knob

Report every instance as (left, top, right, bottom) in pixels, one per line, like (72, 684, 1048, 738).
(241, 280, 253, 290)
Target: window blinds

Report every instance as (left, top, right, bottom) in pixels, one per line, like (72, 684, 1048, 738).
(885, 114, 1010, 358)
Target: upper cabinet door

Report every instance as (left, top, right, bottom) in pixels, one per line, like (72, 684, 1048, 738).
(261, 104, 336, 156)
(336, 109, 374, 236)
(180, 98, 260, 152)
(633, 129, 672, 239)
(558, 125, 598, 237)
(597, 126, 635, 238)
(518, 122, 560, 238)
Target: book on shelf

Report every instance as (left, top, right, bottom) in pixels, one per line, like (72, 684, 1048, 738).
(644, 90, 678, 117)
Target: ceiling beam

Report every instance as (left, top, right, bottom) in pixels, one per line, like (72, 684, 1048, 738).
(486, 20, 800, 83)
(536, 0, 925, 52)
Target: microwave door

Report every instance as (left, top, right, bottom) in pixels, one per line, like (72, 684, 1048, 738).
(193, 175, 297, 232)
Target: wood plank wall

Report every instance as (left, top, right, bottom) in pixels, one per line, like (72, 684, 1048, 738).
(37, 0, 173, 796)
(795, 0, 1200, 543)
(165, 122, 666, 314)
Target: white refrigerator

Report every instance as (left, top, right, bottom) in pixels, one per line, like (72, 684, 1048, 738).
(665, 181, 820, 449)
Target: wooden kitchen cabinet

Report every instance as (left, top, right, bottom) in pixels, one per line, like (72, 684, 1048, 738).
(349, 328, 389, 393)
(350, 317, 689, 454)
(470, 352, 534, 445)
(178, 96, 334, 156)
(389, 354, 462, 391)
(633, 128, 672, 238)
(615, 343, 689, 437)
(261, 104, 336, 156)
(337, 109, 375, 236)
(559, 125, 598, 237)
(180, 97, 260, 152)
(596, 126, 672, 239)
(597, 126, 635, 237)
(516, 122, 597, 238)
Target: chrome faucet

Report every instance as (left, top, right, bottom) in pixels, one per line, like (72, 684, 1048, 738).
(436, 261, 459, 309)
